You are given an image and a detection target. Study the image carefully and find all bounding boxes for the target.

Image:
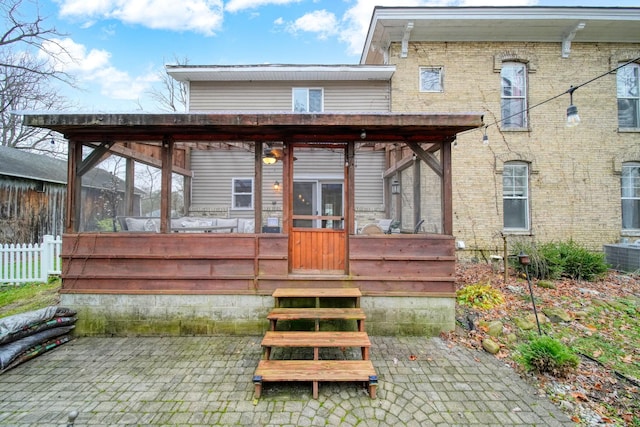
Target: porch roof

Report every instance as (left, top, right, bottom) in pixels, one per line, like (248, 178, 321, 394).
(22, 112, 484, 145)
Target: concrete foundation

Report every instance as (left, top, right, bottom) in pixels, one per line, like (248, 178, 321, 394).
(61, 294, 455, 337)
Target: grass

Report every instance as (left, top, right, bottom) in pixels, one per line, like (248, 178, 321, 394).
(0, 277, 62, 318)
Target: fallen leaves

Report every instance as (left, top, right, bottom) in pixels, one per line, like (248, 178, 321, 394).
(452, 263, 640, 425)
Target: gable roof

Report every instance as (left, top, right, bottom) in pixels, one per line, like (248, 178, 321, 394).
(0, 145, 139, 193)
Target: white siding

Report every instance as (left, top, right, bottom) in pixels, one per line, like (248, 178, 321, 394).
(189, 81, 390, 112)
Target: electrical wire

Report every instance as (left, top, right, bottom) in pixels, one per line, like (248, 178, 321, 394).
(462, 55, 640, 136)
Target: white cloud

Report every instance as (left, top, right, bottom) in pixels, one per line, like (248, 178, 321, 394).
(56, 0, 224, 36)
(40, 38, 159, 103)
(333, 0, 538, 56)
(286, 10, 338, 40)
(225, 0, 301, 13)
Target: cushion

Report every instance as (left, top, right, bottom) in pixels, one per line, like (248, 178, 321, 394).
(215, 218, 238, 232)
(125, 218, 151, 232)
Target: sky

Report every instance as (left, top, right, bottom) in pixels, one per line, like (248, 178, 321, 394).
(16, 0, 640, 112)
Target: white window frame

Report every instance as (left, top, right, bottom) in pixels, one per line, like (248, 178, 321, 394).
(419, 67, 443, 92)
(617, 62, 640, 129)
(622, 162, 640, 230)
(503, 162, 530, 231)
(292, 88, 323, 112)
(231, 178, 253, 210)
(500, 62, 528, 129)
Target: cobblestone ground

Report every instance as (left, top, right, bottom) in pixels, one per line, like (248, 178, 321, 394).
(0, 336, 576, 426)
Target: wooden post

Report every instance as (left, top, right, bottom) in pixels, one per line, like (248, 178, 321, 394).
(160, 135, 174, 233)
(255, 141, 263, 233)
(183, 146, 192, 216)
(413, 156, 421, 231)
(124, 157, 135, 215)
(441, 141, 453, 235)
(66, 141, 83, 233)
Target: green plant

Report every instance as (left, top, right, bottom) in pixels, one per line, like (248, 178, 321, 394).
(516, 335, 579, 377)
(511, 241, 609, 281)
(456, 282, 505, 310)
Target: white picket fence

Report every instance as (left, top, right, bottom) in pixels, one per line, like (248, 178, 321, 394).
(0, 235, 62, 285)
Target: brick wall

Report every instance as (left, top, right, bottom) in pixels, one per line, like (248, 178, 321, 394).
(389, 41, 640, 254)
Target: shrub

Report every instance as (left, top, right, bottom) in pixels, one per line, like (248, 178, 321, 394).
(456, 283, 505, 310)
(516, 335, 579, 377)
(510, 241, 609, 281)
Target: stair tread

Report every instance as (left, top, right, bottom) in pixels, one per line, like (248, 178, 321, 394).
(262, 331, 370, 347)
(272, 288, 362, 298)
(267, 307, 366, 320)
(255, 359, 376, 381)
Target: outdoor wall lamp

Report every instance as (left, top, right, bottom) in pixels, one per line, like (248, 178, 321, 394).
(273, 181, 281, 192)
(391, 179, 400, 195)
(566, 85, 580, 127)
(360, 129, 367, 140)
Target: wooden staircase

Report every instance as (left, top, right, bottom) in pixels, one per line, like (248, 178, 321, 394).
(253, 288, 378, 399)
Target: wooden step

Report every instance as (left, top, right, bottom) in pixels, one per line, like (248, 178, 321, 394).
(253, 360, 377, 399)
(267, 307, 366, 331)
(262, 331, 370, 360)
(272, 288, 362, 299)
(267, 307, 366, 321)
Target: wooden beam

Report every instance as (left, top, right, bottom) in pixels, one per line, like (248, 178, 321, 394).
(182, 146, 191, 216)
(77, 141, 114, 176)
(87, 142, 192, 177)
(383, 154, 414, 179)
(406, 142, 443, 178)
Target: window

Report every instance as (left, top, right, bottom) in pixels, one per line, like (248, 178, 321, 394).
(501, 62, 527, 129)
(503, 162, 529, 230)
(232, 178, 253, 210)
(292, 88, 323, 112)
(622, 162, 640, 230)
(617, 62, 640, 128)
(419, 67, 443, 92)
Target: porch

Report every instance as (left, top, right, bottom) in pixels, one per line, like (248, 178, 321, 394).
(23, 112, 483, 336)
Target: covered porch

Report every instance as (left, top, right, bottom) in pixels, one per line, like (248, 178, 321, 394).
(23, 112, 483, 336)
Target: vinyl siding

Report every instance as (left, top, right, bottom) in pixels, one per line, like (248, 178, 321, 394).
(189, 80, 390, 112)
(190, 148, 385, 216)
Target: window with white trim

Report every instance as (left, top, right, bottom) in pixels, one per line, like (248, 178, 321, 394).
(419, 67, 443, 92)
(503, 162, 529, 230)
(501, 62, 528, 129)
(232, 178, 253, 210)
(622, 162, 640, 230)
(292, 88, 323, 112)
(617, 62, 640, 128)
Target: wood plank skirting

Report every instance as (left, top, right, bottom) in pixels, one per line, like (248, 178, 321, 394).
(60, 233, 455, 296)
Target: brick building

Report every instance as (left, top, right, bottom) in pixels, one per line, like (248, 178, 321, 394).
(362, 6, 640, 257)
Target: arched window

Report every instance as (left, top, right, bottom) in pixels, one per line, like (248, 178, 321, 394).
(501, 62, 528, 129)
(617, 62, 640, 128)
(622, 162, 640, 230)
(503, 161, 529, 230)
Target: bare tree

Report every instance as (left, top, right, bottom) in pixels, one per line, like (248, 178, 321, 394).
(147, 55, 189, 112)
(1, 0, 73, 153)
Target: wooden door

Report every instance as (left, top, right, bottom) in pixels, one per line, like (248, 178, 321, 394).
(289, 145, 347, 274)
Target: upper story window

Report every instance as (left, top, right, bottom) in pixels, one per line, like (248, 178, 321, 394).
(503, 162, 529, 231)
(622, 162, 640, 230)
(617, 62, 640, 128)
(232, 178, 253, 210)
(419, 67, 443, 92)
(293, 88, 323, 112)
(501, 62, 528, 129)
